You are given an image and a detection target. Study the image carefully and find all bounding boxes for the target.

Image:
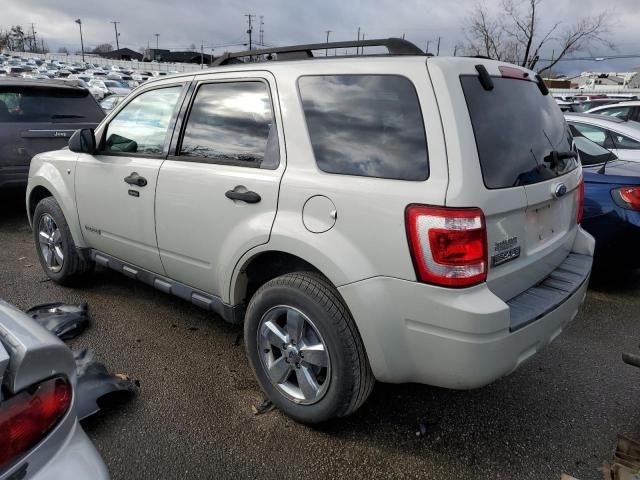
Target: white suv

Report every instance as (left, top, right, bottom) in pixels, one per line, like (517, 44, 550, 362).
(26, 39, 594, 423)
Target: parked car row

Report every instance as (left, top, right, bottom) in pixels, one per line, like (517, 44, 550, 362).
(0, 53, 179, 106)
(553, 93, 639, 113)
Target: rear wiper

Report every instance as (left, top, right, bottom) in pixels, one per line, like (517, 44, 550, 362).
(51, 114, 84, 119)
(544, 150, 577, 167)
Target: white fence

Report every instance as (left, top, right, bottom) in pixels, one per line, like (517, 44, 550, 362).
(550, 88, 640, 96)
(8, 51, 205, 72)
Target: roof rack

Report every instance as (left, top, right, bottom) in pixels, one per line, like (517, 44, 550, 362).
(212, 37, 424, 66)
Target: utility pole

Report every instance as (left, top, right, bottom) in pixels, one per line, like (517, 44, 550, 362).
(200, 41, 204, 69)
(356, 27, 360, 55)
(154, 33, 159, 50)
(111, 21, 120, 51)
(436, 36, 441, 56)
(245, 14, 255, 59)
(453, 45, 458, 56)
(426, 40, 431, 54)
(325, 30, 331, 56)
(259, 16, 264, 47)
(75, 19, 85, 62)
(30, 23, 36, 52)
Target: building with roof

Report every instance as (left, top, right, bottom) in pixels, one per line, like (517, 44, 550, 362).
(98, 48, 144, 61)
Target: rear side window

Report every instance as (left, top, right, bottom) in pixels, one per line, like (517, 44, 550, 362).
(298, 75, 428, 181)
(0, 87, 104, 123)
(461, 76, 576, 189)
(611, 131, 640, 150)
(597, 106, 632, 119)
(179, 81, 279, 169)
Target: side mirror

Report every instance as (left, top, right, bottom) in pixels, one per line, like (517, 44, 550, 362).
(68, 129, 96, 154)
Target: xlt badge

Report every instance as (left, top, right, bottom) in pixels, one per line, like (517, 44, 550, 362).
(84, 225, 101, 235)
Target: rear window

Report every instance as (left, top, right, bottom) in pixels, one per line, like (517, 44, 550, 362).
(298, 75, 428, 181)
(461, 75, 577, 189)
(0, 87, 104, 123)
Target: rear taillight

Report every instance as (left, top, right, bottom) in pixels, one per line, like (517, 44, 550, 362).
(612, 186, 640, 211)
(405, 205, 488, 287)
(0, 377, 71, 470)
(577, 179, 585, 224)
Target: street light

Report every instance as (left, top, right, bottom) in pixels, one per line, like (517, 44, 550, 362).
(74, 19, 84, 62)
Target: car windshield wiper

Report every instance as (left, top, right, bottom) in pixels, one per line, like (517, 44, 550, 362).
(51, 114, 85, 119)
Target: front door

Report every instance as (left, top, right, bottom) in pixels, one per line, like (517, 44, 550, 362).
(76, 83, 186, 273)
(155, 73, 285, 299)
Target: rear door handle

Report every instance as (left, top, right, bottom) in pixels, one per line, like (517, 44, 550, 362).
(225, 187, 261, 204)
(124, 172, 147, 187)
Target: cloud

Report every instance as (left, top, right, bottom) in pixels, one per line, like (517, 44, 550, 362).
(2, 0, 635, 72)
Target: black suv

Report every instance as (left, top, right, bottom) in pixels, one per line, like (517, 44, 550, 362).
(0, 78, 104, 189)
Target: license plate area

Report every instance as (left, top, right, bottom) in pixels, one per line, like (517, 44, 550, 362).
(525, 195, 573, 253)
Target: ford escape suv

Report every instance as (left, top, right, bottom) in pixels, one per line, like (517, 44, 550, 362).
(26, 39, 594, 424)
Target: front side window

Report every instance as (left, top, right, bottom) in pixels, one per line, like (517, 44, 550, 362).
(179, 81, 278, 169)
(298, 75, 429, 181)
(569, 124, 617, 166)
(104, 86, 182, 155)
(571, 123, 608, 147)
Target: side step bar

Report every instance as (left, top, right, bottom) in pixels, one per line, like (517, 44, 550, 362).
(90, 251, 244, 324)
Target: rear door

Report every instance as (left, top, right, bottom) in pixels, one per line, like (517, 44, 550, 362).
(155, 71, 284, 298)
(0, 85, 104, 186)
(436, 60, 582, 300)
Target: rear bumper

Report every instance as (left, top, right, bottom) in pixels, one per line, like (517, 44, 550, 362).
(338, 227, 594, 389)
(1, 419, 109, 480)
(29, 420, 109, 480)
(0, 165, 29, 189)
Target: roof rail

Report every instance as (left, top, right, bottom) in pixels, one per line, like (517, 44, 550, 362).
(212, 37, 424, 66)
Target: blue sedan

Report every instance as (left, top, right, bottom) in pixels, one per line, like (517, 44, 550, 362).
(570, 126, 640, 267)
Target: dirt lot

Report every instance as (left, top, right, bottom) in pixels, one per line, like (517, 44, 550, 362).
(1, 189, 639, 480)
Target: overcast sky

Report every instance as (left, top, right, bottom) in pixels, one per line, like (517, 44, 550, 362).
(2, 0, 639, 73)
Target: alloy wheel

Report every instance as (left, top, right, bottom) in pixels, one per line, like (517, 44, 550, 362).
(257, 305, 331, 405)
(38, 214, 64, 273)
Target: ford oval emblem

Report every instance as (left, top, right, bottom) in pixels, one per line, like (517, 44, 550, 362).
(555, 184, 568, 198)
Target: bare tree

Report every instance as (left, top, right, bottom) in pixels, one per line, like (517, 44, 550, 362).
(464, 0, 613, 73)
(57, 47, 69, 54)
(92, 43, 114, 54)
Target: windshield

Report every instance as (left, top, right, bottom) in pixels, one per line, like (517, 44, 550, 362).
(461, 75, 577, 189)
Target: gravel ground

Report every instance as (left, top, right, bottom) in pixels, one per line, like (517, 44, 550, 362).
(1, 189, 639, 480)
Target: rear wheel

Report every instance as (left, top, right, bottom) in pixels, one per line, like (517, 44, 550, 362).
(33, 197, 93, 284)
(244, 272, 374, 423)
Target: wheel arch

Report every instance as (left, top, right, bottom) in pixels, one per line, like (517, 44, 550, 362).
(231, 250, 325, 307)
(27, 174, 86, 248)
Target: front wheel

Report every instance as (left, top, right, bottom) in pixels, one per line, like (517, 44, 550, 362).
(244, 272, 374, 424)
(33, 197, 93, 284)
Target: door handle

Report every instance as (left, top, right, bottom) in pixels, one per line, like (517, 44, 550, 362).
(124, 172, 147, 187)
(225, 187, 261, 204)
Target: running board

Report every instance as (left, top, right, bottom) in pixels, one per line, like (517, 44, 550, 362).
(90, 251, 244, 324)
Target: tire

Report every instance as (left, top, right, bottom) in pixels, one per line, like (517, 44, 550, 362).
(244, 272, 375, 424)
(33, 196, 93, 285)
